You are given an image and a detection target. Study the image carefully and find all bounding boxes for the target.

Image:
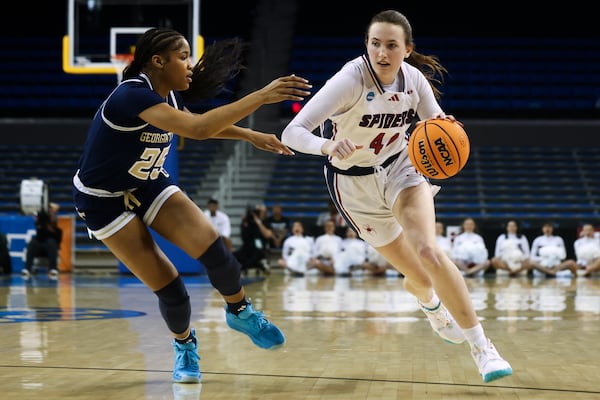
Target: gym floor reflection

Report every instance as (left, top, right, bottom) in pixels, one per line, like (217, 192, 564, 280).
(1, 272, 598, 399)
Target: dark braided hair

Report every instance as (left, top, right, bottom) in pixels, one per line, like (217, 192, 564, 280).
(122, 27, 247, 102)
(181, 37, 247, 102)
(366, 10, 447, 100)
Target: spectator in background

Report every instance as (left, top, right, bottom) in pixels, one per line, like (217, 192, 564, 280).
(524, 221, 578, 278)
(233, 204, 272, 275)
(22, 202, 62, 278)
(435, 221, 453, 259)
(451, 217, 490, 277)
(254, 203, 275, 253)
(204, 198, 232, 250)
(490, 220, 530, 277)
(574, 223, 600, 277)
(264, 204, 291, 249)
(0, 231, 11, 275)
(359, 243, 399, 277)
(308, 219, 343, 276)
(277, 220, 314, 276)
(335, 227, 368, 277)
(315, 199, 346, 232)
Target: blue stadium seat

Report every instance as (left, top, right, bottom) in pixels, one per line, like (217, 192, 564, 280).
(263, 145, 600, 223)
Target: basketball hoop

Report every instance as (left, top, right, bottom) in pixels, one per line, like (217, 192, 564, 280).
(111, 53, 134, 84)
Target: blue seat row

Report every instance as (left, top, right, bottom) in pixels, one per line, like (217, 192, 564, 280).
(289, 36, 600, 113)
(264, 145, 600, 222)
(0, 36, 234, 117)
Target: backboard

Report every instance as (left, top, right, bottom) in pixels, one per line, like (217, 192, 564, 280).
(63, 0, 202, 78)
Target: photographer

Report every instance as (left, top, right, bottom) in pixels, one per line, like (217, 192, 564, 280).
(233, 204, 273, 275)
(22, 202, 62, 277)
(0, 231, 11, 275)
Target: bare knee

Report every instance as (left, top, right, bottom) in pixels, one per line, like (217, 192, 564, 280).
(417, 244, 445, 270)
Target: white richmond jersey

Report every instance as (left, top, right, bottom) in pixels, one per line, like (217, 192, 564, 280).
(203, 210, 231, 238)
(313, 233, 343, 259)
(451, 232, 489, 264)
(530, 235, 566, 263)
(436, 234, 453, 257)
(574, 236, 600, 265)
(282, 55, 442, 170)
(494, 233, 530, 258)
(281, 235, 314, 260)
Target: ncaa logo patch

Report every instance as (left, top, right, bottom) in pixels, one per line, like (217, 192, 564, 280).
(366, 91, 375, 101)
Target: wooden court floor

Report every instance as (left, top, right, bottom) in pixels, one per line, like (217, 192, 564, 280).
(1, 270, 599, 400)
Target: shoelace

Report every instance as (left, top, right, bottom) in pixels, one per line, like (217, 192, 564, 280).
(432, 309, 452, 327)
(422, 303, 452, 327)
(176, 346, 200, 371)
(472, 341, 501, 364)
(246, 309, 269, 330)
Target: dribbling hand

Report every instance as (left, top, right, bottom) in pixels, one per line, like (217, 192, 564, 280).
(416, 113, 463, 127)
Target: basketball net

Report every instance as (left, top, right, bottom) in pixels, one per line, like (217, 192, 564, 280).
(111, 53, 134, 84)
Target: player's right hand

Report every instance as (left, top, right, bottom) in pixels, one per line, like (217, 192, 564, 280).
(321, 138, 363, 160)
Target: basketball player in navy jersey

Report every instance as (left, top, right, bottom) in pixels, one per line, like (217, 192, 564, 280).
(72, 28, 311, 384)
(282, 10, 512, 382)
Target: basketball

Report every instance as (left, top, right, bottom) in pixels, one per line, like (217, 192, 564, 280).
(407, 119, 470, 179)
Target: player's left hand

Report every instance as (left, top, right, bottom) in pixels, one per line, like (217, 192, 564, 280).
(422, 113, 463, 127)
(250, 132, 295, 155)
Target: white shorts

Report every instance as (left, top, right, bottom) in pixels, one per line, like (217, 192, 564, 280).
(324, 152, 428, 248)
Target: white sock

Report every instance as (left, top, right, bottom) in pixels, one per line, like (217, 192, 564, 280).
(463, 323, 487, 349)
(420, 292, 440, 309)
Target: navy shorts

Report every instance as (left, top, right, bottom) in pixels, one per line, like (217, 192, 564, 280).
(73, 173, 180, 240)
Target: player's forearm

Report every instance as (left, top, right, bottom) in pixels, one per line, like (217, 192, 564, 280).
(198, 92, 264, 136)
(212, 125, 254, 141)
(281, 124, 328, 155)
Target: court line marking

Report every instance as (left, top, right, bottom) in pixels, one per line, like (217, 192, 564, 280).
(0, 365, 598, 395)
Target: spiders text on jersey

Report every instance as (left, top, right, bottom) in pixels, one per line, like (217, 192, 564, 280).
(358, 109, 416, 129)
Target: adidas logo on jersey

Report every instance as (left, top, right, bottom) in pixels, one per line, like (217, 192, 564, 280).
(388, 94, 400, 101)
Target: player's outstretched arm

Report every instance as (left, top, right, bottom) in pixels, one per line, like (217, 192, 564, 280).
(141, 74, 311, 141)
(213, 125, 295, 155)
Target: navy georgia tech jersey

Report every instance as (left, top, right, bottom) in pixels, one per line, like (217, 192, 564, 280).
(76, 73, 183, 193)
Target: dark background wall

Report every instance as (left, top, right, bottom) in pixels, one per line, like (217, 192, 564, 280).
(4, 1, 599, 117)
(0, 0, 600, 146)
(7, 1, 599, 38)
(1, 1, 598, 259)
(2, 118, 598, 146)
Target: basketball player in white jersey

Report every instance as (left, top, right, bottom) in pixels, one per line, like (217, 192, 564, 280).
(451, 217, 491, 277)
(524, 221, 578, 277)
(435, 221, 453, 259)
(490, 219, 530, 276)
(277, 220, 314, 276)
(309, 218, 343, 275)
(282, 10, 512, 382)
(204, 198, 232, 250)
(335, 226, 368, 276)
(574, 223, 600, 277)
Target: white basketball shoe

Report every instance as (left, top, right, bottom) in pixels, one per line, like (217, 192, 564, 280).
(471, 338, 513, 382)
(419, 300, 466, 344)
